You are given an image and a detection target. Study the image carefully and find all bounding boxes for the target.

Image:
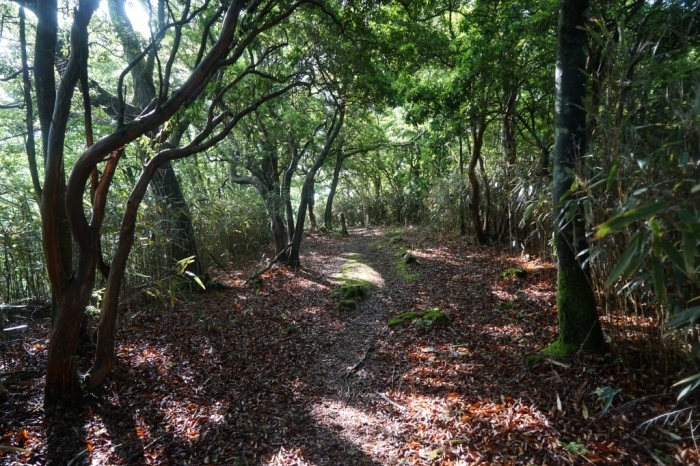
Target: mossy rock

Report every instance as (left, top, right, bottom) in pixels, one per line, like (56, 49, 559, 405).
(524, 354, 544, 368)
(332, 254, 379, 310)
(339, 299, 358, 310)
(331, 279, 371, 309)
(388, 311, 424, 327)
(501, 268, 527, 279)
(403, 252, 418, 264)
(420, 308, 449, 326)
(388, 308, 449, 329)
(339, 280, 369, 300)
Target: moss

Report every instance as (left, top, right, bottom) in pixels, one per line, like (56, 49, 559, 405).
(524, 354, 544, 368)
(388, 311, 424, 327)
(397, 259, 420, 281)
(286, 325, 298, 334)
(388, 308, 449, 328)
(339, 299, 358, 310)
(394, 245, 411, 258)
(340, 281, 367, 299)
(541, 339, 581, 359)
(499, 301, 515, 310)
(389, 236, 406, 245)
(501, 268, 527, 279)
(555, 266, 606, 353)
(331, 254, 378, 309)
(422, 308, 449, 324)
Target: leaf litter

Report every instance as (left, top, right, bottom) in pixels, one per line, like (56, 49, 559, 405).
(0, 227, 697, 465)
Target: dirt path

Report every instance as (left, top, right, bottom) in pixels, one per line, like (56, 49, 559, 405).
(1, 227, 694, 465)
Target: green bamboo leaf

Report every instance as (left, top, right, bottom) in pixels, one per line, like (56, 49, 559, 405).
(523, 202, 537, 222)
(683, 231, 697, 276)
(584, 199, 593, 221)
(596, 203, 667, 238)
(661, 238, 687, 274)
(651, 257, 667, 304)
(667, 305, 700, 329)
(606, 232, 643, 287)
(606, 160, 619, 191)
(194, 275, 206, 290)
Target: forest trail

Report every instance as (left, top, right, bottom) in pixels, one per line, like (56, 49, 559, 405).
(1, 227, 696, 465)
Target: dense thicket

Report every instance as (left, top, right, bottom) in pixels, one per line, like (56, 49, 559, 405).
(0, 0, 699, 401)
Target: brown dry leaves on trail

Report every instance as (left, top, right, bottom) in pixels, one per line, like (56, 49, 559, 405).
(1, 227, 698, 465)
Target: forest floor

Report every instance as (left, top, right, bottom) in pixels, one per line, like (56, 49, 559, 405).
(1, 227, 699, 465)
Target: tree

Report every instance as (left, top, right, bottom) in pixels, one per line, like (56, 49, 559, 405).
(107, 0, 202, 275)
(30, 0, 319, 402)
(546, 0, 605, 356)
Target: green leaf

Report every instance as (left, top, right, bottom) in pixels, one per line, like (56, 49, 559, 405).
(194, 275, 206, 290)
(606, 160, 619, 191)
(673, 373, 700, 401)
(594, 386, 621, 415)
(523, 202, 537, 222)
(661, 238, 687, 274)
(606, 231, 643, 287)
(683, 231, 697, 276)
(595, 203, 666, 238)
(651, 257, 667, 305)
(667, 305, 700, 329)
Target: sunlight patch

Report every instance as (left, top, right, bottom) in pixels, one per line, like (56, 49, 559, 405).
(310, 398, 404, 464)
(263, 446, 318, 465)
(335, 256, 384, 287)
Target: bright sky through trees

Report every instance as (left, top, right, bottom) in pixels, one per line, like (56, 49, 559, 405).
(97, 0, 151, 37)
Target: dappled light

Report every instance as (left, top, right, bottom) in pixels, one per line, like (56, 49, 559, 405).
(2, 0, 700, 463)
(4, 227, 696, 464)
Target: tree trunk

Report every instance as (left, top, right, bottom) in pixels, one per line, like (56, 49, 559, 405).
(478, 151, 490, 237)
(458, 136, 466, 236)
(288, 107, 344, 267)
(33, 0, 74, 323)
(42, 0, 100, 401)
(340, 212, 348, 236)
(151, 162, 202, 274)
(307, 178, 317, 230)
(467, 120, 488, 245)
(282, 147, 301, 243)
(324, 149, 345, 230)
(548, 0, 605, 356)
(109, 0, 201, 274)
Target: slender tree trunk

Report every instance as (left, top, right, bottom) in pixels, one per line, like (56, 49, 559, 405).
(324, 149, 345, 230)
(34, 0, 73, 323)
(548, 0, 605, 356)
(307, 178, 317, 229)
(478, 152, 490, 236)
(467, 119, 488, 245)
(458, 136, 466, 236)
(288, 107, 344, 267)
(282, 148, 300, 243)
